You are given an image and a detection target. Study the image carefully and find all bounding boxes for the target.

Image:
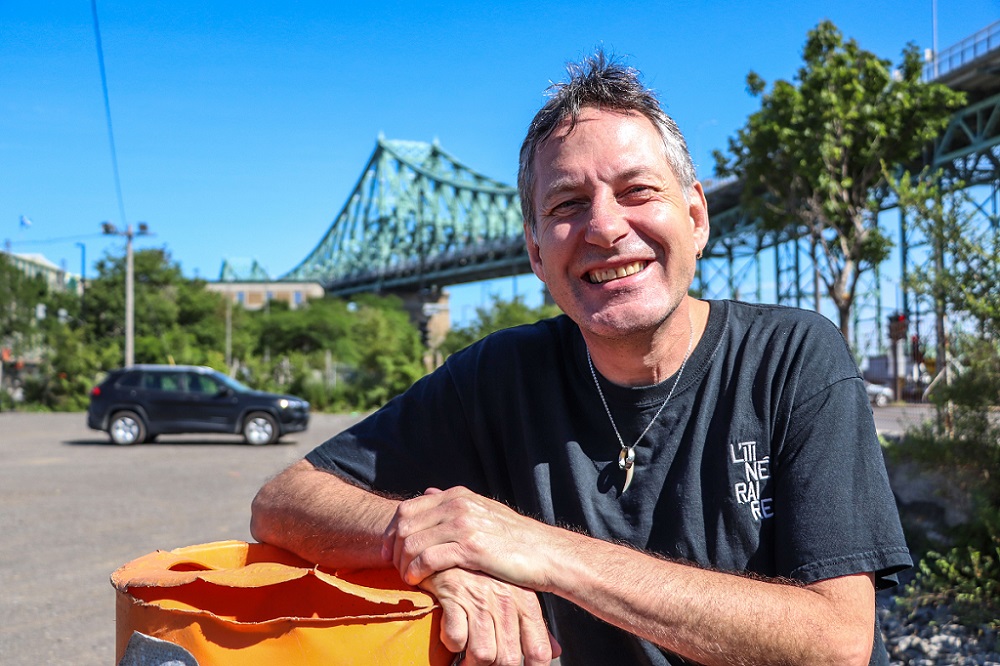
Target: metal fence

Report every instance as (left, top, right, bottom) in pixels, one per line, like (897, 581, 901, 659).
(925, 20, 1000, 80)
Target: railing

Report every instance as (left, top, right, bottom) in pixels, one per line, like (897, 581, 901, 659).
(924, 20, 1000, 80)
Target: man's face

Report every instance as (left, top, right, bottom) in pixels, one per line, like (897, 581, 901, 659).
(525, 107, 709, 341)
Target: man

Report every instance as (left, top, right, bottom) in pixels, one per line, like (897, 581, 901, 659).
(251, 52, 911, 665)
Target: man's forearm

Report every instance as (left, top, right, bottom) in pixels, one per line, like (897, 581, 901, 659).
(539, 528, 875, 666)
(250, 459, 397, 569)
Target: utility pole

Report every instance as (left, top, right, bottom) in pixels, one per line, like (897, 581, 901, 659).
(102, 221, 150, 367)
(932, 0, 939, 78)
(225, 296, 232, 370)
(75, 242, 87, 318)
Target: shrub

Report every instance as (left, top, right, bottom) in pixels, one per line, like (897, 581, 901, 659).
(897, 503, 1000, 629)
(892, 334, 1000, 630)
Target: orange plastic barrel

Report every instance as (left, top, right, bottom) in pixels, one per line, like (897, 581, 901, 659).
(111, 540, 452, 665)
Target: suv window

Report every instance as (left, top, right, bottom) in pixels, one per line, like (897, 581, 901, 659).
(118, 372, 141, 388)
(185, 373, 221, 395)
(141, 371, 184, 391)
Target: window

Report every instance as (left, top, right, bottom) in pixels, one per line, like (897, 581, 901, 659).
(142, 372, 182, 391)
(141, 373, 163, 391)
(118, 372, 142, 388)
(185, 373, 220, 395)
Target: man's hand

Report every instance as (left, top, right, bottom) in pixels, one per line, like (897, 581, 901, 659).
(382, 486, 556, 589)
(419, 568, 561, 666)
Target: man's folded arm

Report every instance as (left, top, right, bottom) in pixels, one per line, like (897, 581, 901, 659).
(250, 459, 397, 569)
(250, 459, 561, 665)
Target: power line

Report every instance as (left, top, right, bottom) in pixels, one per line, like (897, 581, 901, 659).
(5, 233, 106, 247)
(90, 0, 128, 228)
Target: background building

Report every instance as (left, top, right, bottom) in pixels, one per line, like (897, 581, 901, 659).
(206, 258, 324, 311)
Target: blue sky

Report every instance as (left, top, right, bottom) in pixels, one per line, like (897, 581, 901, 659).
(2, 1, 997, 325)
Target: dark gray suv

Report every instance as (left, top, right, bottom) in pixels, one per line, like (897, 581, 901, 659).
(87, 365, 309, 445)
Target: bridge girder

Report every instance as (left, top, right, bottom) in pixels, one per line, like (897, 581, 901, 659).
(281, 137, 526, 295)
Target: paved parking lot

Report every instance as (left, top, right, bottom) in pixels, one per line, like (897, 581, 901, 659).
(0, 411, 364, 665)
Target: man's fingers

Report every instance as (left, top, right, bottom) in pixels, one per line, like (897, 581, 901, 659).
(385, 486, 547, 588)
(402, 540, 474, 586)
(381, 487, 457, 563)
(421, 569, 554, 666)
(436, 597, 470, 654)
(461, 597, 498, 666)
(516, 591, 557, 666)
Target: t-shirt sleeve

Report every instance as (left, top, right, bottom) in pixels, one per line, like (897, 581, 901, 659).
(305, 351, 492, 498)
(771, 329, 911, 589)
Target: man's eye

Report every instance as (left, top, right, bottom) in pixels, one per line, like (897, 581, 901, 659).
(551, 200, 583, 214)
(619, 186, 654, 203)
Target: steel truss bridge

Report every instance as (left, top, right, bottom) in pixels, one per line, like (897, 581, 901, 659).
(282, 137, 525, 295)
(281, 22, 1000, 353)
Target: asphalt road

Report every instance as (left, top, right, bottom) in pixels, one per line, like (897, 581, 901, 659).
(0, 411, 365, 666)
(0, 404, 934, 665)
(869, 402, 936, 437)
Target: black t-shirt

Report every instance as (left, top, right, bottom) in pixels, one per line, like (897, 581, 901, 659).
(307, 300, 911, 665)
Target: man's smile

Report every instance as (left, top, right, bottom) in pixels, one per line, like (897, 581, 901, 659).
(586, 260, 648, 284)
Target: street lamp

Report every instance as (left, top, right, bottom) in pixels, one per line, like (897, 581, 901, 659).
(102, 221, 151, 367)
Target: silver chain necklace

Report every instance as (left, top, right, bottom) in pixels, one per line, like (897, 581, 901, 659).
(586, 312, 694, 492)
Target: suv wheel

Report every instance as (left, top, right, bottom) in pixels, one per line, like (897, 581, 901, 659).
(243, 412, 279, 445)
(109, 411, 146, 446)
(874, 393, 890, 408)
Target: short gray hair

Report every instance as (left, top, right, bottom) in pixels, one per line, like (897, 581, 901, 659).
(517, 51, 696, 231)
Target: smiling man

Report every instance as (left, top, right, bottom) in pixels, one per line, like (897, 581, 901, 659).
(251, 52, 911, 666)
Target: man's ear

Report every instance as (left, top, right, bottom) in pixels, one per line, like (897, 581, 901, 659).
(689, 181, 710, 253)
(524, 222, 546, 283)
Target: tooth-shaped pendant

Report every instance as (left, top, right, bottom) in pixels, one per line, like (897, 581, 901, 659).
(623, 464, 634, 492)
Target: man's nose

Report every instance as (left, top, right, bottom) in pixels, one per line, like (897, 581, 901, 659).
(584, 196, 630, 248)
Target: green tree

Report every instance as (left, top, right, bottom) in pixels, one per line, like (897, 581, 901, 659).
(894, 174, 1000, 336)
(351, 298, 425, 407)
(441, 295, 562, 357)
(0, 254, 50, 354)
(885, 169, 1000, 630)
(23, 324, 111, 410)
(715, 20, 964, 340)
(241, 294, 427, 411)
(254, 298, 359, 360)
(886, 168, 999, 426)
(83, 248, 229, 366)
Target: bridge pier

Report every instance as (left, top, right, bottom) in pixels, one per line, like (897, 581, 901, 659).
(395, 287, 451, 354)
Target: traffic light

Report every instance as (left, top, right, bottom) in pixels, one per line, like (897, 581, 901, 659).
(888, 313, 907, 342)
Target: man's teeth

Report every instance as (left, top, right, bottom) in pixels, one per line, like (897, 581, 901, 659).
(588, 261, 647, 284)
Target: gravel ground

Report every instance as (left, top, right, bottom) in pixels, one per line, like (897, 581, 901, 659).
(879, 578, 1000, 665)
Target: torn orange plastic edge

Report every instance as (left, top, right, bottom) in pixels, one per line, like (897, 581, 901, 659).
(111, 540, 453, 665)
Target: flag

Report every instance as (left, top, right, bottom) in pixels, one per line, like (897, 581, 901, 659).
(19, 215, 32, 229)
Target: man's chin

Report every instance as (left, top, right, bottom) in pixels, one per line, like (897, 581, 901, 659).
(574, 307, 671, 341)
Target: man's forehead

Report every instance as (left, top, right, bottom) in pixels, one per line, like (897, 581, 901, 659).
(533, 109, 670, 180)
(543, 106, 648, 144)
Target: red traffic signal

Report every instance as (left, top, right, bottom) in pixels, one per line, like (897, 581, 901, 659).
(888, 314, 908, 341)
